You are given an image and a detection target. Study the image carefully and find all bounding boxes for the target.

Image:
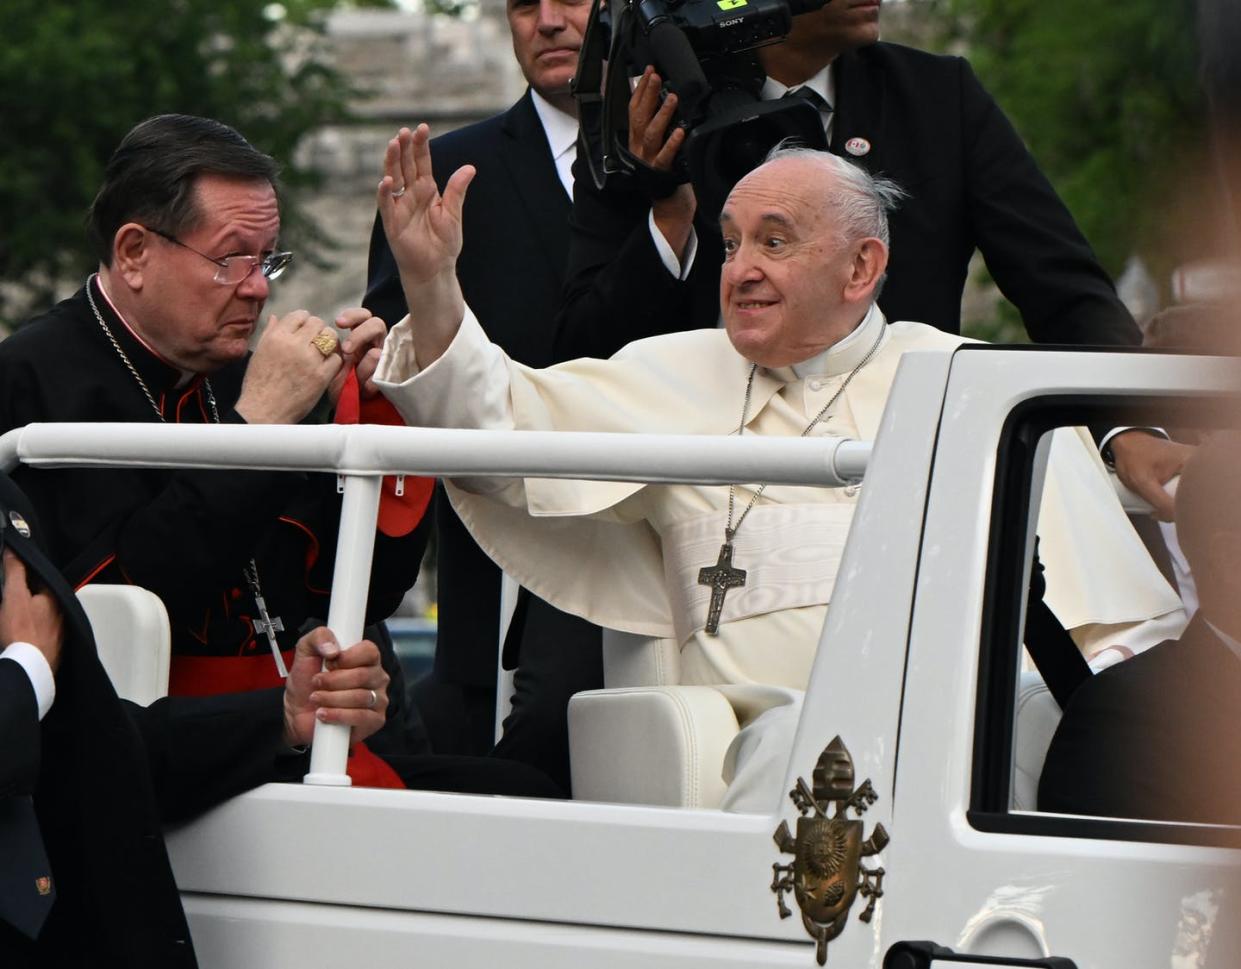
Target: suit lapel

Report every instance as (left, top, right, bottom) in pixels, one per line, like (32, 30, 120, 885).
(498, 91, 574, 277)
(831, 47, 888, 178)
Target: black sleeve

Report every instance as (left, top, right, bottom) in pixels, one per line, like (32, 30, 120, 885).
(58, 463, 300, 621)
(124, 687, 291, 823)
(0, 660, 40, 797)
(24, 382, 426, 631)
(362, 212, 410, 328)
(554, 157, 721, 361)
(0, 356, 299, 616)
(959, 59, 1140, 348)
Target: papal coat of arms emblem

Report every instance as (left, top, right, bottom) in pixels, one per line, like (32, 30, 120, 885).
(771, 736, 889, 965)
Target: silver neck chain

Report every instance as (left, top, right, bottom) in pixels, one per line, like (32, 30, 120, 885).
(85, 276, 288, 677)
(726, 321, 884, 541)
(85, 276, 220, 421)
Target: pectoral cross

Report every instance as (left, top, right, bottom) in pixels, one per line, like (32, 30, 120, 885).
(252, 593, 288, 678)
(698, 541, 747, 636)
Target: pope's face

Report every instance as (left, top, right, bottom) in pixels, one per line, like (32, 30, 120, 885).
(719, 159, 861, 368)
(136, 175, 279, 373)
(507, 0, 591, 101)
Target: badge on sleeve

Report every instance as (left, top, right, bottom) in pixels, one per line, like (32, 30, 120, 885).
(844, 137, 871, 157)
(8, 510, 30, 537)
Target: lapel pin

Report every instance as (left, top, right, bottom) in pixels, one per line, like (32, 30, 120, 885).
(8, 510, 30, 537)
(845, 137, 871, 157)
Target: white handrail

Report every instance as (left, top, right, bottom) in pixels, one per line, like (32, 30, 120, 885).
(0, 421, 870, 785)
(0, 418, 1168, 785)
(0, 423, 871, 486)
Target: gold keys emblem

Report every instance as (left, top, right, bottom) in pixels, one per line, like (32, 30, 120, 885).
(771, 737, 889, 965)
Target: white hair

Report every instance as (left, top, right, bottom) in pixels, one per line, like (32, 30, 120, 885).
(760, 143, 907, 247)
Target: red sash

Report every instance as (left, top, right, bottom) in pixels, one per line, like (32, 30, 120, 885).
(170, 652, 293, 697)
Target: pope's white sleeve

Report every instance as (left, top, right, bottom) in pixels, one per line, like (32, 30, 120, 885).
(375, 305, 515, 433)
(375, 305, 519, 496)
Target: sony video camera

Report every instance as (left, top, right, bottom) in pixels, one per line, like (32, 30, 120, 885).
(573, 0, 831, 219)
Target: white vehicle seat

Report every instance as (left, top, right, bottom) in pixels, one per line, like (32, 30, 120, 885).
(568, 630, 740, 808)
(1011, 669, 1063, 811)
(77, 584, 171, 706)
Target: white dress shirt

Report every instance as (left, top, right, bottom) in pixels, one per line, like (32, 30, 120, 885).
(529, 89, 579, 200)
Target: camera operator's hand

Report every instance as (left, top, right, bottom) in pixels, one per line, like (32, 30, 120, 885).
(630, 68, 688, 172)
(630, 69, 697, 263)
(378, 124, 475, 368)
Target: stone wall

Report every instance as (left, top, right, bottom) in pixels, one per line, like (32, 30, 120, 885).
(267, 6, 526, 320)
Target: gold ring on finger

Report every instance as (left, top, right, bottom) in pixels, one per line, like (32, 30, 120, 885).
(311, 329, 339, 358)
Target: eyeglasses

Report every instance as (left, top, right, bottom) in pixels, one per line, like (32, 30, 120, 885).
(145, 227, 294, 285)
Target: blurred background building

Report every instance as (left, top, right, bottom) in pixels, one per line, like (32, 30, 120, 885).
(2, 0, 1220, 340)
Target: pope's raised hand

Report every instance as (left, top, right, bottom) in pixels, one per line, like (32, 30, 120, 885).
(377, 125, 476, 367)
(378, 125, 475, 292)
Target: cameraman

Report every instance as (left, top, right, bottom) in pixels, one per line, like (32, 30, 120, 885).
(557, 0, 1187, 517)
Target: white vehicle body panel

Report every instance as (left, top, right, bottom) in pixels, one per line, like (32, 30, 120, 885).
(875, 349, 1241, 967)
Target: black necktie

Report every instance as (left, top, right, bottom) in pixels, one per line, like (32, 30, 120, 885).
(0, 795, 56, 940)
(782, 85, 832, 116)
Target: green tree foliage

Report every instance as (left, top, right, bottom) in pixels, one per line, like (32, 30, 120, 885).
(0, 0, 373, 325)
(946, 0, 1206, 281)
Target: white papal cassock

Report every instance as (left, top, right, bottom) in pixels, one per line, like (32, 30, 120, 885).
(376, 303, 1184, 807)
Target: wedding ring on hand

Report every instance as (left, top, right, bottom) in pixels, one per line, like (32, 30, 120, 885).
(390, 185, 406, 198)
(311, 329, 339, 358)
(367, 689, 378, 710)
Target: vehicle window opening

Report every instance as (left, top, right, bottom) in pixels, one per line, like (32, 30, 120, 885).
(969, 394, 1241, 847)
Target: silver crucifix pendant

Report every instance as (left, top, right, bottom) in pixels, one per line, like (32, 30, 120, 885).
(697, 541, 747, 636)
(252, 594, 288, 678)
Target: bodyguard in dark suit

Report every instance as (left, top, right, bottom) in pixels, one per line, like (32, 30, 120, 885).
(0, 471, 393, 968)
(364, 0, 602, 789)
(1038, 435, 1241, 825)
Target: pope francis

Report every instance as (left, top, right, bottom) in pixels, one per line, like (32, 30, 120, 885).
(372, 126, 1184, 809)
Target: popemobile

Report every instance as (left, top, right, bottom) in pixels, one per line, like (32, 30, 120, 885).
(3, 339, 1236, 968)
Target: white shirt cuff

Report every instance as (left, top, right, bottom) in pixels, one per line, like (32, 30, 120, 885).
(2, 642, 55, 720)
(647, 209, 698, 280)
(1099, 426, 1169, 458)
